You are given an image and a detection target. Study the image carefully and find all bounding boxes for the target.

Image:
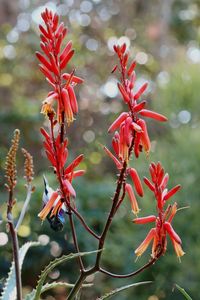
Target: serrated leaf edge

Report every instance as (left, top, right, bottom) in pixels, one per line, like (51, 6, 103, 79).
(96, 281, 152, 300)
(33, 249, 100, 300)
(0, 242, 40, 300)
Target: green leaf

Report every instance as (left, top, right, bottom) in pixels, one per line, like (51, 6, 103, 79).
(32, 249, 100, 300)
(97, 281, 152, 300)
(175, 284, 193, 300)
(24, 282, 92, 300)
(0, 242, 40, 300)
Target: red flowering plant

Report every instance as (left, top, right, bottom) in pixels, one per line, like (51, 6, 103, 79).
(1, 8, 186, 300)
(34, 9, 184, 299)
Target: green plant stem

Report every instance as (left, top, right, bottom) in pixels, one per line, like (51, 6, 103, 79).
(7, 190, 22, 300)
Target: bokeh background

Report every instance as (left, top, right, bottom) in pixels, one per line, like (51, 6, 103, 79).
(0, 0, 200, 299)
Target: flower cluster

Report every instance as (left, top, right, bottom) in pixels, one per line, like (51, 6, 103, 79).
(36, 9, 84, 222)
(106, 43, 167, 163)
(38, 129, 85, 221)
(105, 43, 167, 215)
(36, 8, 83, 124)
(134, 162, 184, 259)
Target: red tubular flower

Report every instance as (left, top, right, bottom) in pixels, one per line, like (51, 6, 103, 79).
(38, 191, 60, 221)
(37, 10, 86, 224)
(36, 8, 83, 123)
(125, 183, 140, 216)
(127, 60, 136, 77)
(106, 42, 167, 165)
(171, 239, 185, 259)
(135, 228, 156, 257)
(134, 162, 184, 259)
(108, 112, 129, 133)
(137, 119, 151, 155)
(103, 146, 122, 169)
(163, 185, 181, 201)
(129, 168, 144, 197)
(143, 176, 155, 192)
(119, 124, 129, 162)
(112, 131, 120, 156)
(134, 83, 148, 101)
(133, 215, 156, 224)
(164, 222, 182, 245)
(139, 109, 168, 122)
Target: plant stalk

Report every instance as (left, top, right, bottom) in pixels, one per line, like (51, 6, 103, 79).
(7, 190, 22, 300)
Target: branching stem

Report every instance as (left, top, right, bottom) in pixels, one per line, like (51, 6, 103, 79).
(7, 190, 22, 300)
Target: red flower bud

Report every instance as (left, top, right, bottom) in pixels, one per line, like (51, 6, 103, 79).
(129, 168, 144, 197)
(117, 83, 130, 103)
(134, 82, 148, 100)
(127, 60, 136, 77)
(103, 146, 122, 169)
(137, 119, 151, 154)
(49, 53, 60, 76)
(133, 215, 156, 224)
(108, 112, 129, 133)
(139, 109, 168, 122)
(36, 51, 53, 72)
(68, 85, 78, 114)
(143, 177, 155, 192)
(164, 222, 182, 244)
(64, 154, 84, 174)
(133, 100, 146, 113)
(60, 49, 74, 70)
(60, 40, 73, 62)
(63, 179, 76, 197)
(163, 185, 181, 201)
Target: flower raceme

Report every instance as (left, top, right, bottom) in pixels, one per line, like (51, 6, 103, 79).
(105, 43, 167, 165)
(104, 43, 167, 216)
(36, 8, 83, 124)
(133, 162, 185, 259)
(38, 128, 85, 220)
(36, 9, 85, 222)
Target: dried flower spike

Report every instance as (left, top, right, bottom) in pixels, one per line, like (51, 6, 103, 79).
(21, 148, 34, 184)
(5, 129, 20, 191)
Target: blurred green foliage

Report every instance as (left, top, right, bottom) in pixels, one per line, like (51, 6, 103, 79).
(0, 0, 200, 299)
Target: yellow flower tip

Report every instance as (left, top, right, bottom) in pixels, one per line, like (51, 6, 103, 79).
(38, 211, 46, 221)
(172, 239, 185, 261)
(135, 228, 156, 257)
(131, 208, 141, 217)
(41, 103, 55, 117)
(135, 249, 142, 257)
(66, 117, 75, 127)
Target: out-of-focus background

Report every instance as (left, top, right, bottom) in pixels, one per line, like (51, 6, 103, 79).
(0, 0, 199, 299)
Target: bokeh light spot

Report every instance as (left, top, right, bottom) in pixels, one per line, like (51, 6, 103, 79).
(86, 39, 98, 51)
(0, 232, 8, 246)
(3, 45, 16, 60)
(80, 1, 93, 13)
(18, 225, 31, 237)
(89, 152, 102, 164)
(101, 79, 118, 98)
(135, 52, 148, 64)
(178, 110, 191, 124)
(83, 130, 95, 143)
(38, 234, 50, 245)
